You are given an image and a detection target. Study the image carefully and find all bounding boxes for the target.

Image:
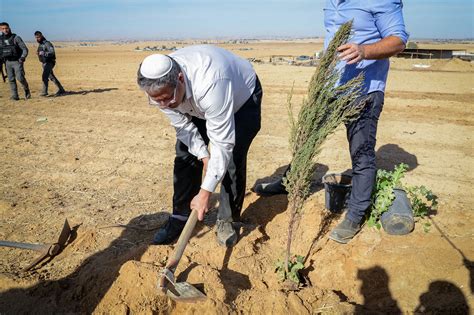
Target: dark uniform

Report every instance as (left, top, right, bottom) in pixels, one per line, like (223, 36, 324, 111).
(37, 38, 65, 96)
(0, 33, 6, 82)
(0, 32, 30, 100)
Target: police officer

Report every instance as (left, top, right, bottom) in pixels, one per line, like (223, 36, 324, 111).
(0, 22, 30, 101)
(34, 31, 65, 97)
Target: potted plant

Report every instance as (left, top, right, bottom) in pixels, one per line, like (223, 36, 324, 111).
(368, 163, 438, 234)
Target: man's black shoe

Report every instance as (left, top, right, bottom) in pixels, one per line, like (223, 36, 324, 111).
(328, 217, 362, 244)
(152, 217, 186, 245)
(25, 90, 31, 99)
(252, 179, 287, 196)
(10, 96, 20, 101)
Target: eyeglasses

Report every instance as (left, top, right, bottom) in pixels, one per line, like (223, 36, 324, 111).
(148, 85, 178, 108)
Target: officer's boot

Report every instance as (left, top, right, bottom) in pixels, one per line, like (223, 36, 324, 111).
(55, 81, 66, 96)
(40, 83, 48, 97)
(19, 78, 31, 99)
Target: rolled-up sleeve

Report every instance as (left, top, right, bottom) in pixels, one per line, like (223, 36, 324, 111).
(160, 108, 209, 160)
(373, 0, 409, 43)
(199, 79, 235, 192)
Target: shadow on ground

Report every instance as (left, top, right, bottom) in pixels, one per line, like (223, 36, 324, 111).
(376, 143, 418, 171)
(332, 265, 470, 314)
(0, 213, 167, 314)
(65, 88, 119, 95)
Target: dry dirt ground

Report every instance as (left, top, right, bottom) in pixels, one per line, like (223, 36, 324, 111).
(0, 41, 473, 314)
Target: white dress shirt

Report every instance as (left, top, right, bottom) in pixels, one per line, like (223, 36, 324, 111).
(161, 45, 256, 192)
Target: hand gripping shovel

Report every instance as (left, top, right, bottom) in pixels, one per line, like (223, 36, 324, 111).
(0, 219, 72, 271)
(158, 210, 206, 302)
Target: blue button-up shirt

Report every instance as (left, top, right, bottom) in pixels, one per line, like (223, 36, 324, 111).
(324, 0, 409, 94)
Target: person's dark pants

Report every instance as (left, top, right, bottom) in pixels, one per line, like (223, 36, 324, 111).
(42, 62, 64, 94)
(5, 60, 30, 98)
(172, 77, 262, 222)
(345, 91, 384, 223)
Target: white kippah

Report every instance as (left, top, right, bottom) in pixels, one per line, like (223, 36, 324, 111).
(140, 54, 173, 79)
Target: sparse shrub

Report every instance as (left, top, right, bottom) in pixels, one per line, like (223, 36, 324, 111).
(278, 20, 364, 285)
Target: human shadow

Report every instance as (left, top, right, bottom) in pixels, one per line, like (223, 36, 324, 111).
(0, 212, 168, 314)
(354, 266, 402, 314)
(65, 88, 119, 95)
(376, 143, 418, 172)
(414, 280, 470, 314)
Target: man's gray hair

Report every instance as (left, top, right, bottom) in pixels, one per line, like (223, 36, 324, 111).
(137, 57, 180, 93)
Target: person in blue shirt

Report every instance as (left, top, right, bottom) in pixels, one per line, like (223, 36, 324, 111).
(253, 0, 409, 244)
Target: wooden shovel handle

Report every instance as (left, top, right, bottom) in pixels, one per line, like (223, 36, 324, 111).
(166, 210, 198, 271)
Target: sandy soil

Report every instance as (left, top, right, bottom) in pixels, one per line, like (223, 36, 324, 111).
(0, 41, 473, 314)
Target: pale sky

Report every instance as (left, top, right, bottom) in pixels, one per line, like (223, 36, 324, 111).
(1, 0, 473, 41)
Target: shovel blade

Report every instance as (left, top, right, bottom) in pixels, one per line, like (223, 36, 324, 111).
(166, 282, 206, 302)
(57, 219, 72, 246)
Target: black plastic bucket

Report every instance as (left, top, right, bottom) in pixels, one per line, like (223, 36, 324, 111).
(322, 173, 352, 213)
(381, 188, 414, 235)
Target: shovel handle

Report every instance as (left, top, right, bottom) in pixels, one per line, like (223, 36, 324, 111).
(0, 241, 48, 252)
(166, 210, 198, 270)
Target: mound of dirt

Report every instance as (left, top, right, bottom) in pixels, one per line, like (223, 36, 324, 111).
(391, 57, 473, 72)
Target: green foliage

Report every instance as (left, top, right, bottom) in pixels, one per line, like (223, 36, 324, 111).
(368, 163, 438, 229)
(275, 255, 305, 284)
(406, 185, 438, 218)
(368, 163, 408, 228)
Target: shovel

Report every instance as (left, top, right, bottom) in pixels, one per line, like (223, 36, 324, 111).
(0, 219, 72, 271)
(158, 210, 206, 302)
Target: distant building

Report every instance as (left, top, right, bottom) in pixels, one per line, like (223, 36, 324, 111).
(452, 50, 474, 61)
(397, 48, 454, 59)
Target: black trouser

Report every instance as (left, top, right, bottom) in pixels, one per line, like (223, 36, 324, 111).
(345, 91, 384, 222)
(172, 77, 262, 222)
(42, 62, 64, 94)
(5, 60, 29, 98)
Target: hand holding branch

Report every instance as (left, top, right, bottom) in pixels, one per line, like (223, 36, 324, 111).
(337, 43, 366, 64)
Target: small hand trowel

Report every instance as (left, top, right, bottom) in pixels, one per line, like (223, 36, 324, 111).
(158, 210, 206, 302)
